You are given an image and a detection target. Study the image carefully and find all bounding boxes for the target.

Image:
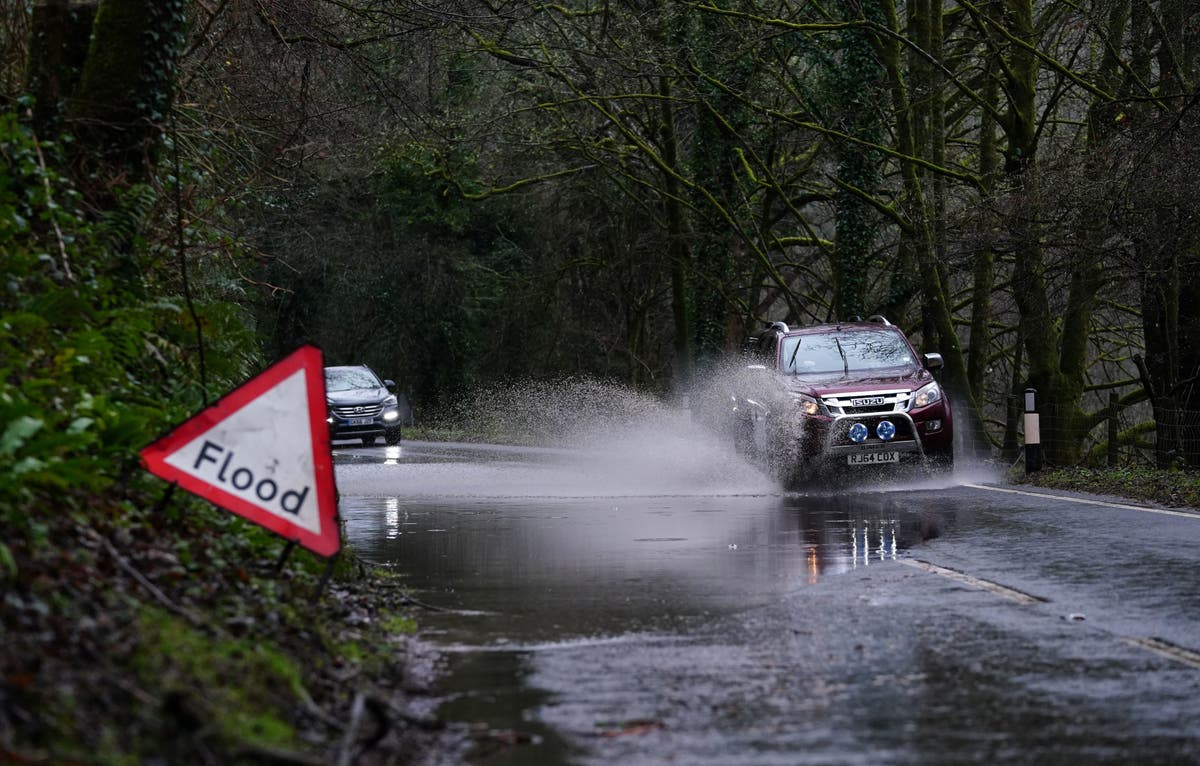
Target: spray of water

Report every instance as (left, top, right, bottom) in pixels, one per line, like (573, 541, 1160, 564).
(426, 376, 774, 497)
(332, 375, 775, 498)
(449, 377, 677, 448)
(341, 375, 1002, 499)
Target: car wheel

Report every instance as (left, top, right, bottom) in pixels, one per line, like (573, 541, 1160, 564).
(776, 462, 807, 491)
(766, 421, 805, 489)
(733, 414, 756, 458)
(926, 448, 954, 473)
(384, 427, 402, 445)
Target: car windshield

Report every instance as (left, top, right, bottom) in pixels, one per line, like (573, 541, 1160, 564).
(325, 367, 382, 392)
(780, 330, 914, 375)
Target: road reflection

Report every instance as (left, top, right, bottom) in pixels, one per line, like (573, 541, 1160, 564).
(336, 441, 954, 646)
(328, 441, 1200, 766)
(334, 440, 958, 765)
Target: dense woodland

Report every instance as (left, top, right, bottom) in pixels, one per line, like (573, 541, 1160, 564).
(195, 0, 1200, 469)
(1, 1, 1199, 761)
(7, 1, 1200, 469)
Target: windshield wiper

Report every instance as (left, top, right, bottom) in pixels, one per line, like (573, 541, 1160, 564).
(787, 338, 802, 373)
(834, 337, 848, 376)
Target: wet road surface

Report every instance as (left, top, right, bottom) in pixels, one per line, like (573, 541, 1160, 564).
(335, 440, 1200, 765)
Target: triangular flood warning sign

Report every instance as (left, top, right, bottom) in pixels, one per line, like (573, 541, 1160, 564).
(140, 345, 340, 557)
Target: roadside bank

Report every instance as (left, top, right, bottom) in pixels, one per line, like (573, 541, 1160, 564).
(0, 494, 463, 765)
(1015, 466, 1200, 510)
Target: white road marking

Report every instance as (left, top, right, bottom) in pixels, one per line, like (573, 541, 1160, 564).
(1121, 637, 1200, 669)
(961, 483, 1200, 519)
(911, 484, 1200, 669)
(904, 559, 1200, 668)
(900, 559, 1046, 604)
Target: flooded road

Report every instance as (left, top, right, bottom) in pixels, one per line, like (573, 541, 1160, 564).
(335, 440, 1200, 765)
(340, 441, 938, 644)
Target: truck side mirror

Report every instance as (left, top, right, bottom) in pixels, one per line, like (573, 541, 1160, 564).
(922, 353, 944, 371)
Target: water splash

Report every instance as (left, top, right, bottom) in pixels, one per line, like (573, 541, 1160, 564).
(340, 377, 1001, 499)
(448, 377, 691, 447)
(344, 377, 774, 498)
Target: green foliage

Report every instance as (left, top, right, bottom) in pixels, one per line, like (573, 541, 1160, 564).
(130, 608, 300, 751)
(258, 143, 539, 412)
(0, 110, 259, 550)
(377, 143, 480, 234)
(381, 612, 418, 635)
(0, 540, 15, 581)
(1021, 466, 1200, 509)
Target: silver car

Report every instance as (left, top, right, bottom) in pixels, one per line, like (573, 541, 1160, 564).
(324, 365, 405, 446)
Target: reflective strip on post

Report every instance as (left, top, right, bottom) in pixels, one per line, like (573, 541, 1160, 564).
(1024, 387, 1041, 473)
(1023, 412, 1040, 444)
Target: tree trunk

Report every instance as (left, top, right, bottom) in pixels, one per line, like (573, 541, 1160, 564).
(687, 9, 746, 371)
(876, 0, 981, 425)
(659, 75, 693, 391)
(996, 0, 1101, 465)
(831, 0, 885, 322)
(68, 0, 186, 184)
(27, 1, 97, 136)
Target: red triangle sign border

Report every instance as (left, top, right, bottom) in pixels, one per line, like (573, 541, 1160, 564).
(140, 344, 341, 557)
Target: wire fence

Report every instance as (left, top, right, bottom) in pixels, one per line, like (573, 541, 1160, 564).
(961, 394, 1200, 469)
(1112, 405, 1200, 469)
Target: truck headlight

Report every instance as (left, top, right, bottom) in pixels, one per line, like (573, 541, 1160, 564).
(793, 393, 821, 416)
(912, 381, 942, 409)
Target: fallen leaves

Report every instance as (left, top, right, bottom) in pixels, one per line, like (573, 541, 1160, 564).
(595, 718, 667, 738)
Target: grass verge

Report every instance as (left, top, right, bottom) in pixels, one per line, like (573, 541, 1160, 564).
(1016, 466, 1200, 510)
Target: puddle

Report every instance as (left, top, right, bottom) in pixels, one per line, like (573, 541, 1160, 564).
(332, 379, 971, 764)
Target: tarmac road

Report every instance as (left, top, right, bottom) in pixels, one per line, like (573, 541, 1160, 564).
(334, 440, 1200, 765)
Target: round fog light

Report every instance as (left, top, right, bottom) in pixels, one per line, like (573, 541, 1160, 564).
(877, 420, 896, 441)
(848, 422, 868, 443)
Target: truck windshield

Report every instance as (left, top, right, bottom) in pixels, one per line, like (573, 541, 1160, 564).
(780, 330, 914, 375)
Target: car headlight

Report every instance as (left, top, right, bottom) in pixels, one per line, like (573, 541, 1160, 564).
(382, 394, 400, 421)
(793, 393, 821, 416)
(912, 381, 942, 409)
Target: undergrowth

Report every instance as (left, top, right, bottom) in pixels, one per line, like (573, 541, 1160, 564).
(1018, 465, 1200, 509)
(0, 111, 436, 763)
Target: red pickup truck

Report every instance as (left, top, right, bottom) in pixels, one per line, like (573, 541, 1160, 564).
(726, 316, 954, 487)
